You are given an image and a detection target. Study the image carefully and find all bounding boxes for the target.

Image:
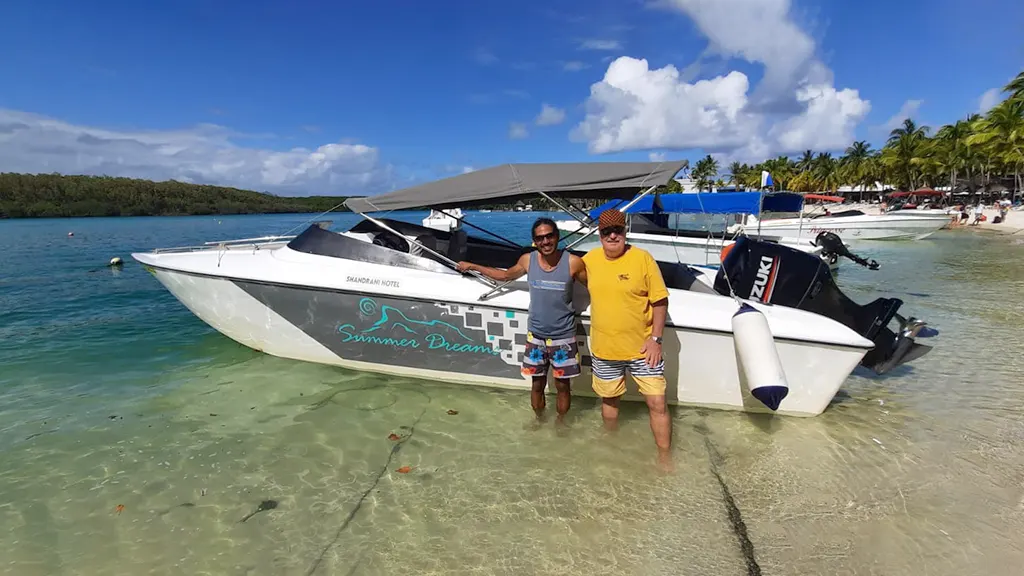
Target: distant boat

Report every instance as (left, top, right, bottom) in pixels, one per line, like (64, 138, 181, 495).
(556, 192, 842, 271)
(736, 193, 954, 241)
(421, 208, 462, 232)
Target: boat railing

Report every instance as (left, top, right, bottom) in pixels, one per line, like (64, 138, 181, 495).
(152, 235, 296, 254)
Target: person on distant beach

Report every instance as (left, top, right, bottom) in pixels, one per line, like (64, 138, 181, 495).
(582, 209, 672, 461)
(456, 218, 586, 422)
(972, 202, 985, 226)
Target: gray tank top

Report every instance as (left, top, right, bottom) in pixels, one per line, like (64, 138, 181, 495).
(527, 251, 576, 339)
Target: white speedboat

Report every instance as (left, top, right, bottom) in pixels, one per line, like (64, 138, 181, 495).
(739, 208, 952, 241)
(557, 192, 852, 271)
(133, 162, 934, 417)
(422, 208, 463, 231)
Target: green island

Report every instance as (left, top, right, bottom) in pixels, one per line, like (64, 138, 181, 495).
(0, 172, 605, 218)
(0, 173, 353, 219)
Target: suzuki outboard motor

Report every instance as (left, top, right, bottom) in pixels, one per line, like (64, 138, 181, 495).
(713, 236, 935, 374)
(814, 231, 879, 270)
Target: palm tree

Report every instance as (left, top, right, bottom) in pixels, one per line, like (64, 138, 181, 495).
(796, 150, 815, 173)
(841, 141, 874, 192)
(727, 161, 746, 190)
(1004, 71, 1024, 102)
(934, 119, 970, 192)
(884, 118, 930, 190)
(969, 98, 1024, 195)
(691, 155, 720, 192)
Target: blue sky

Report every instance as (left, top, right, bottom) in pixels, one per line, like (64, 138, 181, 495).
(1, 0, 1022, 195)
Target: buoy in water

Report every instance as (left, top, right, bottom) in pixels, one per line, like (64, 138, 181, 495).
(68, 232, 74, 237)
(732, 302, 789, 411)
(108, 257, 123, 267)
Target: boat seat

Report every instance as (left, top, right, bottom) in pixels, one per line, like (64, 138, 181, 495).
(447, 229, 468, 261)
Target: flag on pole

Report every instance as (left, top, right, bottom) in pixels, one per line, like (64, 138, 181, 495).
(760, 170, 774, 189)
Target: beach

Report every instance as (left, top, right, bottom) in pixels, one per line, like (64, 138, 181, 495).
(1, 212, 1023, 576)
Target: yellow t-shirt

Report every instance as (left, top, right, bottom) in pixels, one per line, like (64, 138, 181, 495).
(582, 246, 669, 361)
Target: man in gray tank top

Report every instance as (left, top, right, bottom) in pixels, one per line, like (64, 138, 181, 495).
(457, 218, 587, 421)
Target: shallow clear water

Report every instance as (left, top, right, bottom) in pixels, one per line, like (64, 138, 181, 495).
(1, 213, 1022, 576)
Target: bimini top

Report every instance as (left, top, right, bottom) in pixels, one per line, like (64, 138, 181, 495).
(588, 191, 805, 220)
(343, 160, 688, 213)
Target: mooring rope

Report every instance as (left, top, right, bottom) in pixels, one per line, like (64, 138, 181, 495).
(304, 385, 432, 576)
(693, 420, 762, 576)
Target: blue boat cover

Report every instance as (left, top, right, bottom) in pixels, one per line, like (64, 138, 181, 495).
(587, 192, 804, 220)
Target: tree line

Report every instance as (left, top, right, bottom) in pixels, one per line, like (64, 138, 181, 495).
(0, 173, 353, 218)
(687, 70, 1024, 196)
(0, 172, 626, 218)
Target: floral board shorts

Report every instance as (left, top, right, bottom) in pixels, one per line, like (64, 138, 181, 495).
(590, 356, 667, 397)
(521, 332, 581, 379)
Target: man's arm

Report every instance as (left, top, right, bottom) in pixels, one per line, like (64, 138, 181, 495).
(650, 298, 667, 339)
(570, 254, 587, 286)
(456, 253, 529, 282)
(640, 252, 670, 366)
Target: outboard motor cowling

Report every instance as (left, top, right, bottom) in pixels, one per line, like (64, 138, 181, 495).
(713, 236, 934, 374)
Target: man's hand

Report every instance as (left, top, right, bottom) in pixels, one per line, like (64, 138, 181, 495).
(640, 337, 662, 368)
(456, 261, 475, 273)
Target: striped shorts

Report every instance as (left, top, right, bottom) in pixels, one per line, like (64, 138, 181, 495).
(590, 356, 666, 398)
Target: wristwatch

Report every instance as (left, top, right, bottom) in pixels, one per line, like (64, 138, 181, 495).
(650, 336, 663, 345)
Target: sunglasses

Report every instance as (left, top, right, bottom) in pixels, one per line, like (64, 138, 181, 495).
(599, 226, 625, 237)
(532, 231, 558, 243)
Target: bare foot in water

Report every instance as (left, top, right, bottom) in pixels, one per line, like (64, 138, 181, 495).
(525, 410, 547, 430)
(657, 449, 674, 474)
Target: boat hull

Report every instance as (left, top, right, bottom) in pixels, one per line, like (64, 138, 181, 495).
(139, 261, 869, 417)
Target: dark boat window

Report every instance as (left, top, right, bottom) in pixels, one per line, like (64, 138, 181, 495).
(287, 219, 713, 293)
(287, 219, 527, 273)
(811, 209, 863, 219)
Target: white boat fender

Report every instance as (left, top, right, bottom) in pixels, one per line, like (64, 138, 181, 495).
(108, 257, 123, 267)
(732, 303, 789, 411)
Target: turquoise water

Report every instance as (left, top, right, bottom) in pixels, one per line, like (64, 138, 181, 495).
(1, 213, 1022, 575)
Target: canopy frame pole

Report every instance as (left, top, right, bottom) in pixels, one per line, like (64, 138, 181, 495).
(564, 184, 659, 251)
(797, 196, 805, 242)
(538, 192, 592, 237)
(356, 212, 498, 288)
(475, 184, 660, 302)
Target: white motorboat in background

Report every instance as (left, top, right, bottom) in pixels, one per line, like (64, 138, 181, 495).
(132, 161, 934, 417)
(422, 208, 463, 231)
(557, 191, 850, 271)
(738, 199, 952, 241)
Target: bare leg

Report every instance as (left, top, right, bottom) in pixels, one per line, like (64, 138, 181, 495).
(531, 376, 547, 418)
(601, 396, 621, 431)
(644, 394, 672, 462)
(553, 378, 571, 424)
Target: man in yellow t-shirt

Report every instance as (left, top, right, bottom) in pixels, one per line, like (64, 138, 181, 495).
(582, 209, 671, 456)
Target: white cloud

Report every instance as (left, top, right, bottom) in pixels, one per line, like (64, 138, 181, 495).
(473, 48, 498, 65)
(563, 61, 589, 72)
(648, 152, 666, 161)
(0, 109, 393, 195)
(535, 104, 566, 126)
(771, 84, 871, 151)
(876, 99, 923, 134)
(503, 89, 531, 99)
(572, 0, 871, 159)
(508, 122, 529, 139)
(978, 88, 1002, 113)
(653, 0, 818, 104)
(579, 39, 622, 51)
